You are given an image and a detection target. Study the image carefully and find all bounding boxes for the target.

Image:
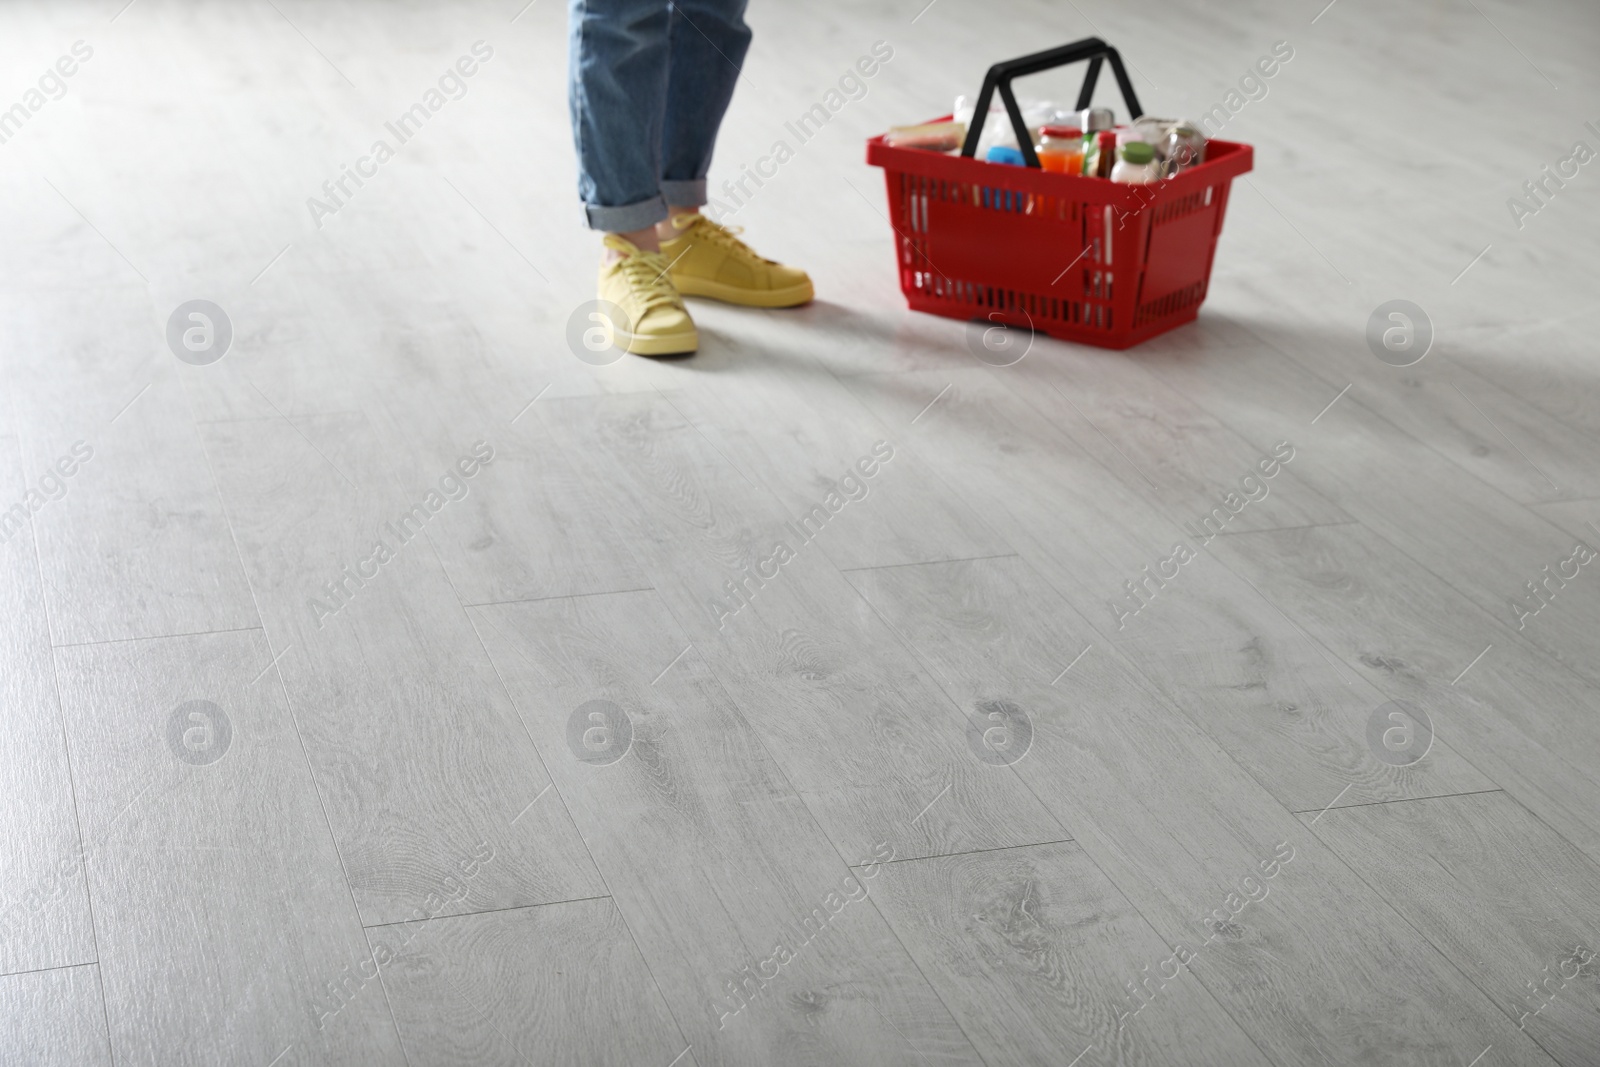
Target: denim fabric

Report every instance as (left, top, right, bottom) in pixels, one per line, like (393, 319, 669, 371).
(568, 0, 752, 232)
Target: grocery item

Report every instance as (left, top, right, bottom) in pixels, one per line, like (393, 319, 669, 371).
(1034, 124, 1083, 173)
(952, 95, 1001, 155)
(954, 94, 1079, 155)
(1132, 115, 1177, 145)
(885, 121, 966, 152)
(1162, 120, 1207, 173)
(1077, 107, 1115, 133)
(1111, 140, 1160, 183)
(938, 76, 1207, 182)
(1125, 116, 1208, 176)
(1085, 129, 1117, 178)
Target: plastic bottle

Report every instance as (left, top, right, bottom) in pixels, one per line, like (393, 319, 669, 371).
(1111, 141, 1160, 183)
(1034, 125, 1084, 174)
(985, 145, 1026, 166)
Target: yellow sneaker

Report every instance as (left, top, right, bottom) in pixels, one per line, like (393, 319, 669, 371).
(597, 234, 699, 356)
(660, 214, 814, 308)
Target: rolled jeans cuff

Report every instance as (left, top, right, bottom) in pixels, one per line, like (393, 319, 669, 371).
(586, 195, 669, 233)
(660, 179, 708, 208)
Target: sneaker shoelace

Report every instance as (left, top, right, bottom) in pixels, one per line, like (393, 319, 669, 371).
(671, 214, 774, 265)
(602, 235, 684, 315)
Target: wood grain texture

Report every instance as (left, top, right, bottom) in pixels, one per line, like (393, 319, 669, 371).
(842, 366, 1489, 811)
(472, 587, 989, 1066)
(992, 341, 1350, 534)
(1131, 317, 1600, 690)
(0, 434, 95, 977)
(1211, 523, 1600, 869)
(200, 411, 604, 926)
(357, 303, 653, 606)
(171, 276, 371, 427)
(646, 357, 1011, 571)
(1203, 266, 1600, 508)
(849, 554, 1559, 1066)
(1105, 556, 1496, 813)
(537, 391, 1066, 865)
(841, 367, 1184, 612)
(1449, 304, 1600, 448)
(0, 0, 1597, 1060)
(51, 629, 407, 1066)
(1529, 499, 1600, 545)
(1303, 792, 1600, 1067)
(0, 964, 111, 1067)
(866, 842, 1270, 1067)
(373, 897, 685, 1067)
(0, 287, 257, 644)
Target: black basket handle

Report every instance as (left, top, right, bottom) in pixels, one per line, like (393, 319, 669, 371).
(959, 38, 1144, 168)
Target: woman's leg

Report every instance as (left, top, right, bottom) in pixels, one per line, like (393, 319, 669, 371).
(568, 0, 699, 355)
(655, 0, 813, 308)
(657, 0, 753, 228)
(568, 0, 672, 250)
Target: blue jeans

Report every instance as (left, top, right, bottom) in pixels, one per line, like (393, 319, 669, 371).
(568, 0, 752, 232)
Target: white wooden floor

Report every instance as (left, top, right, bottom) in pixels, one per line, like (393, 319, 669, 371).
(3, 0, 1599, 1064)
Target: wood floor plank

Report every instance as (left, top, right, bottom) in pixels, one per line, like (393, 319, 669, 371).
(1203, 178, 1600, 511)
(1529, 499, 1600, 545)
(535, 391, 1066, 865)
(1210, 522, 1600, 869)
(0, 964, 111, 1067)
(840, 367, 1182, 615)
(2, 0, 1597, 1060)
(637, 346, 1012, 571)
(471, 587, 988, 1066)
(1450, 304, 1600, 447)
(1129, 316, 1600, 691)
(0, 287, 258, 644)
(359, 308, 652, 606)
(842, 367, 1490, 811)
(373, 898, 684, 1067)
(990, 340, 1351, 534)
(1204, 266, 1600, 507)
(200, 410, 605, 926)
(1303, 792, 1600, 1067)
(0, 181, 152, 297)
(866, 842, 1271, 1067)
(1106, 560, 1497, 813)
(0, 434, 95, 977)
(52, 629, 407, 1066)
(849, 554, 1558, 1066)
(176, 287, 368, 427)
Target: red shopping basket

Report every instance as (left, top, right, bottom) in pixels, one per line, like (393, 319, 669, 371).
(866, 38, 1252, 350)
